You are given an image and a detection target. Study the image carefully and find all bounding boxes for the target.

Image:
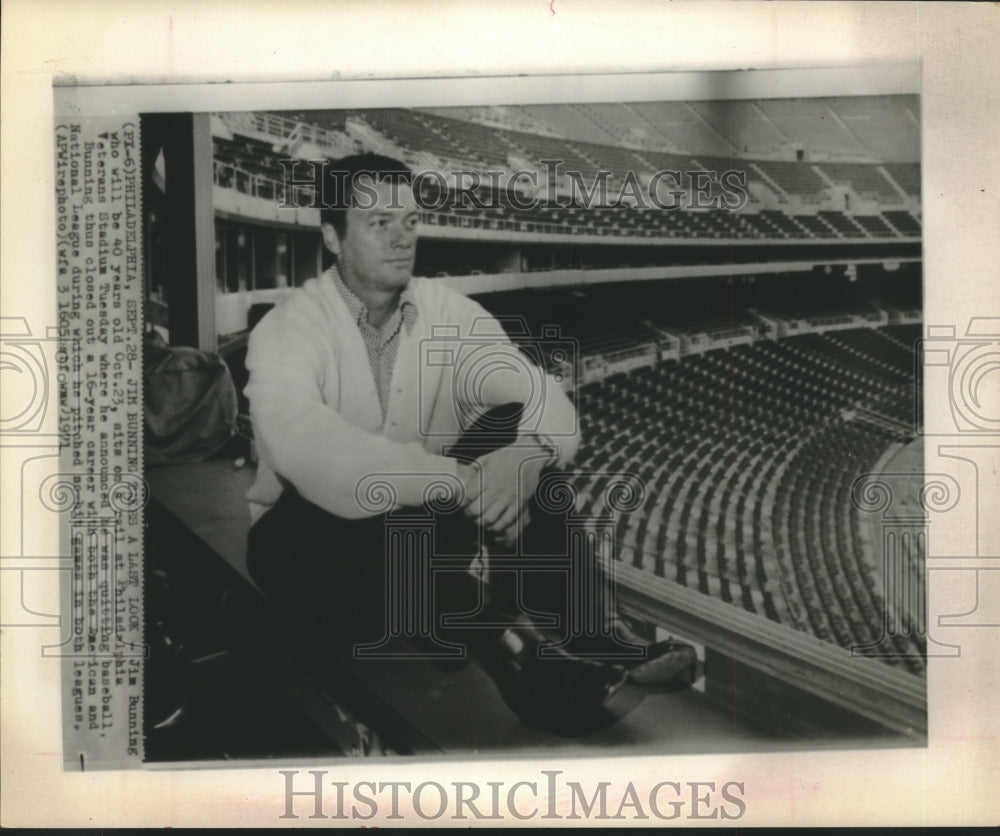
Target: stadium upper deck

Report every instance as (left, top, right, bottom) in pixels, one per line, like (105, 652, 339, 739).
(212, 108, 921, 244)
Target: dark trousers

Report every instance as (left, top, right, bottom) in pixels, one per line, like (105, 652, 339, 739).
(245, 405, 595, 660)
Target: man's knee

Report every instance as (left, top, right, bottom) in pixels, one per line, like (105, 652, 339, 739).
(446, 402, 524, 461)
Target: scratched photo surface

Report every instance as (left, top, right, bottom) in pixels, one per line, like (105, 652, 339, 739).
(137, 89, 929, 764)
(6, 4, 1000, 826)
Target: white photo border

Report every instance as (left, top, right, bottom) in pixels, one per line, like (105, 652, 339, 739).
(3, 0, 999, 827)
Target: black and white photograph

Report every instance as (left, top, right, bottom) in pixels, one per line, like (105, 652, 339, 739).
(4, 1, 999, 828)
(140, 81, 927, 763)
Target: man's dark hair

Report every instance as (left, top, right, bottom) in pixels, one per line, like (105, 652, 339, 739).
(319, 153, 414, 239)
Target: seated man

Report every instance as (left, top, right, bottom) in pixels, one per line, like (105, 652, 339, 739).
(244, 153, 694, 737)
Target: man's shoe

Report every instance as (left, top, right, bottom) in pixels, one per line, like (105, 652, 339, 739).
(485, 620, 629, 737)
(624, 639, 698, 687)
(561, 613, 698, 688)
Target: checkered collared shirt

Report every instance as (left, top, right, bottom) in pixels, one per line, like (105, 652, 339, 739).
(330, 267, 418, 422)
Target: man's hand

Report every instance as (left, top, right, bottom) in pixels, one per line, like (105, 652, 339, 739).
(459, 439, 553, 546)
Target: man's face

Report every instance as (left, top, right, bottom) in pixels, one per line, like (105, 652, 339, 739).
(322, 176, 419, 293)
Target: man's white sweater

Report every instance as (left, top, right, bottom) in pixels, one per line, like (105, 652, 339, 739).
(245, 269, 580, 522)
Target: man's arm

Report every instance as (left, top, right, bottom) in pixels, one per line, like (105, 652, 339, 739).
(245, 305, 460, 519)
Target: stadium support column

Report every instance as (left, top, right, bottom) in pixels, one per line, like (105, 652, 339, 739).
(143, 113, 216, 350)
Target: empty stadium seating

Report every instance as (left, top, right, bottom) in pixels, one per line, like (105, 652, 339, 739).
(753, 160, 828, 201)
(853, 215, 898, 238)
(213, 106, 922, 242)
(882, 210, 922, 237)
(882, 163, 921, 199)
(569, 325, 925, 673)
(432, 97, 920, 166)
(833, 96, 921, 164)
(626, 101, 737, 157)
(820, 162, 902, 203)
(688, 100, 788, 156)
(818, 210, 867, 238)
(755, 98, 870, 159)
